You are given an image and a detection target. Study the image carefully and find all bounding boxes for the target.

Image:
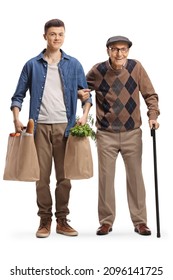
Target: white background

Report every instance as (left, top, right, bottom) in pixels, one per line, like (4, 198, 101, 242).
(0, 0, 172, 279)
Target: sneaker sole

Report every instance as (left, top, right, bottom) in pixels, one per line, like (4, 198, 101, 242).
(36, 232, 50, 238)
(56, 230, 78, 236)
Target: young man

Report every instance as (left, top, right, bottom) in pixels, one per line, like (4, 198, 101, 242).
(11, 19, 92, 238)
(86, 36, 160, 236)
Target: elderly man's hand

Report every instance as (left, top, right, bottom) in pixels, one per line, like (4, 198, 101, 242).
(149, 120, 159, 129)
(78, 89, 91, 102)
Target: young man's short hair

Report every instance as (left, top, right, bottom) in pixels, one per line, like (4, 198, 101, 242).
(44, 19, 65, 34)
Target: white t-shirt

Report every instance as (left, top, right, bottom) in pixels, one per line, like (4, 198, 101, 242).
(38, 63, 68, 123)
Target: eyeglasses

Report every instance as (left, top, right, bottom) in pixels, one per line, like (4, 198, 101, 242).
(108, 47, 129, 54)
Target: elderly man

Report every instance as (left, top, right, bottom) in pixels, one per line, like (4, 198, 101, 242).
(86, 35, 160, 236)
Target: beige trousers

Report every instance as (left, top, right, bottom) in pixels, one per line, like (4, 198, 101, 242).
(97, 128, 147, 227)
(35, 123, 71, 219)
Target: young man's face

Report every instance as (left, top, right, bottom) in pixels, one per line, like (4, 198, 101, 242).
(107, 42, 129, 69)
(43, 26, 65, 51)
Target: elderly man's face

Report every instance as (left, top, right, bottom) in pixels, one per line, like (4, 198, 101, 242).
(107, 42, 129, 70)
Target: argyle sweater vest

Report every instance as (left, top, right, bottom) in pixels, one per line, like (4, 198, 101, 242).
(86, 59, 159, 132)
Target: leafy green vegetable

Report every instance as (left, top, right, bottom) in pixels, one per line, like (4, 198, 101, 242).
(70, 114, 96, 142)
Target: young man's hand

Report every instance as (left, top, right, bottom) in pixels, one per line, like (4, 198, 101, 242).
(13, 119, 24, 132)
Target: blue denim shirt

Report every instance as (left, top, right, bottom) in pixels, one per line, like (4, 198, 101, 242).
(11, 49, 92, 136)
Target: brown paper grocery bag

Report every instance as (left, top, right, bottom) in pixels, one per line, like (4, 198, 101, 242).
(3, 120, 40, 182)
(64, 135, 93, 179)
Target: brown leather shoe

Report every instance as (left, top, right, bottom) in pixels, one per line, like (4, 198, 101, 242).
(36, 217, 52, 238)
(134, 223, 151, 236)
(96, 224, 112, 235)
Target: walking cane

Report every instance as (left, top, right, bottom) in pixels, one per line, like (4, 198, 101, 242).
(151, 126, 161, 237)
